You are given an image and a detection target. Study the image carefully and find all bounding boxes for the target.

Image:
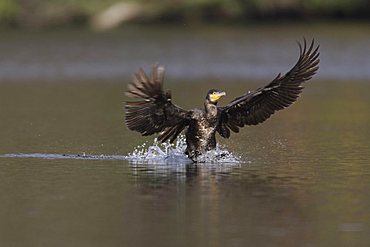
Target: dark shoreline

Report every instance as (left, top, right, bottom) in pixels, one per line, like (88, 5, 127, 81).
(1, 0, 370, 30)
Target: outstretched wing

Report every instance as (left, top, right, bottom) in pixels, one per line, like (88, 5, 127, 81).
(217, 39, 320, 138)
(125, 64, 191, 143)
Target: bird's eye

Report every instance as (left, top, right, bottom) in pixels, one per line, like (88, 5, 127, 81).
(212, 92, 216, 95)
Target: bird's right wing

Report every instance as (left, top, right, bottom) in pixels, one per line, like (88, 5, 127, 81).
(217, 39, 320, 138)
(125, 64, 191, 143)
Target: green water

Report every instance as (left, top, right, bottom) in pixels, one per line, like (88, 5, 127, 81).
(0, 24, 369, 246)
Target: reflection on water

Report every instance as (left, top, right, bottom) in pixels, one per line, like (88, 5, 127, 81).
(0, 79, 368, 247)
(0, 25, 369, 246)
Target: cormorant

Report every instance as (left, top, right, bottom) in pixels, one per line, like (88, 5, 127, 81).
(125, 39, 320, 161)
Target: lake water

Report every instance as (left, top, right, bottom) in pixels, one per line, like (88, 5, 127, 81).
(0, 24, 369, 247)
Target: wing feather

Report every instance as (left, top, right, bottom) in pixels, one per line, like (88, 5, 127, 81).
(217, 39, 320, 138)
(125, 64, 190, 142)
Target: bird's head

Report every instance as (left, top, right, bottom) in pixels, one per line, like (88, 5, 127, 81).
(206, 89, 226, 104)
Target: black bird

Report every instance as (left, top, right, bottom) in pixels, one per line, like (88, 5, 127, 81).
(125, 39, 320, 161)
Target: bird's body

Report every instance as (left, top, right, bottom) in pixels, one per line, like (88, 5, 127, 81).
(185, 104, 219, 159)
(125, 39, 320, 162)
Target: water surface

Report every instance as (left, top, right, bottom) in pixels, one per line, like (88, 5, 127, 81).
(0, 24, 369, 247)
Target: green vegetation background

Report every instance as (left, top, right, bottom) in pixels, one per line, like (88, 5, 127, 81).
(0, 0, 370, 28)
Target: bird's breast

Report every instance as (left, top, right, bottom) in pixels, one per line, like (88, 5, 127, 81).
(192, 113, 218, 139)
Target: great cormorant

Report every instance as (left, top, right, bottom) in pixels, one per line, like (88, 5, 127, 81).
(125, 39, 319, 161)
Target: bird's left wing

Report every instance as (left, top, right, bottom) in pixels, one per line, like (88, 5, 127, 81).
(125, 64, 191, 143)
(217, 39, 320, 138)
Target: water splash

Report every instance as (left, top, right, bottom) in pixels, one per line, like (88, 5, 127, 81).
(126, 135, 241, 164)
(0, 135, 241, 164)
(0, 153, 127, 160)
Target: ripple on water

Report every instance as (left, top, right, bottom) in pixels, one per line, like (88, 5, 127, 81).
(0, 136, 241, 165)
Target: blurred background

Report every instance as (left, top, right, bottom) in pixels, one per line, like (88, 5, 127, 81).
(0, 1, 370, 247)
(0, 0, 369, 81)
(0, 0, 370, 28)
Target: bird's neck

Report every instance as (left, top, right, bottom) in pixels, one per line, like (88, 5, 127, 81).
(204, 100, 218, 116)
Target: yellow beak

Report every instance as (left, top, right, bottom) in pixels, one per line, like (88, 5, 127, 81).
(210, 91, 226, 102)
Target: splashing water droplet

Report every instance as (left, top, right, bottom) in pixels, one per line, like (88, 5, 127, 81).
(127, 135, 241, 164)
(0, 135, 242, 164)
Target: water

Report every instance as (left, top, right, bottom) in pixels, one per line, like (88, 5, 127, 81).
(0, 24, 370, 247)
(0, 135, 240, 164)
(1, 23, 370, 81)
